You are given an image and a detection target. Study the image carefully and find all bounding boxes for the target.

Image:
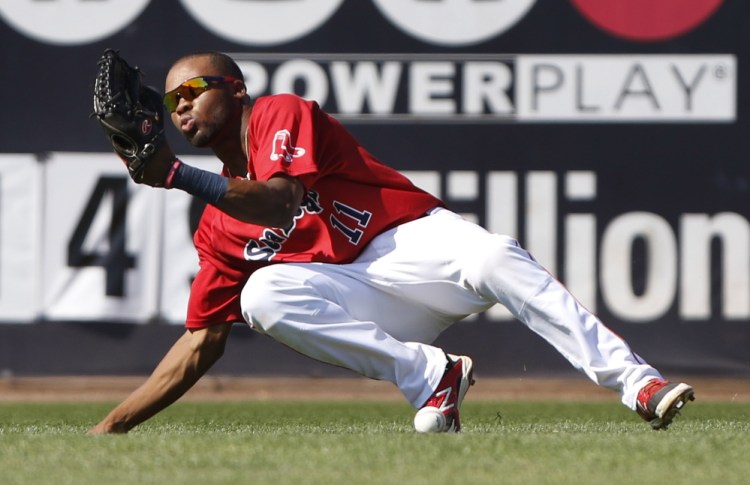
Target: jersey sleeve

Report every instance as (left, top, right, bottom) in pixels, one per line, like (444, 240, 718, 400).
(248, 94, 322, 185)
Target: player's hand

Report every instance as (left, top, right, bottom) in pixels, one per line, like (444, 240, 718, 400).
(93, 49, 169, 185)
(87, 420, 129, 434)
(138, 142, 177, 187)
(87, 420, 129, 435)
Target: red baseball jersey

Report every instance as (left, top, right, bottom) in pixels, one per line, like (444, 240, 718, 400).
(186, 94, 442, 328)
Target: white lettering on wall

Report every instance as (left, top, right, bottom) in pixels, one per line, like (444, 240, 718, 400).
(423, 169, 749, 323)
(234, 54, 735, 123)
(680, 213, 750, 319)
(1, 154, 745, 324)
(600, 213, 678, 322)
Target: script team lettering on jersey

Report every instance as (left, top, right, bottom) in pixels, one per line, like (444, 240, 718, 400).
(243, 189, 324, 261)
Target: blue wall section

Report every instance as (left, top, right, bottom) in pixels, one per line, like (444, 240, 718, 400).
(0, 0, 747, 376)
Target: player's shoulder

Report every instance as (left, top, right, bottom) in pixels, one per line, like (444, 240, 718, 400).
(254, 93, 321, 118)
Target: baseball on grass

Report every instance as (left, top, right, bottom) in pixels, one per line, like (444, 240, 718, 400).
(413, 406, 447, 433)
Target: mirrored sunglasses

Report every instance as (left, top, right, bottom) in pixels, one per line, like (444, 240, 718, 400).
(163, 76, 239, 113)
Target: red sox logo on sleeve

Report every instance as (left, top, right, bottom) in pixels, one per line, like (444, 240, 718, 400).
(270, 129, 306, 163)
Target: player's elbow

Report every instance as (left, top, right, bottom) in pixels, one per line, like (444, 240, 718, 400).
(188, 324, 231, 363)
(262, 174, 304, 228)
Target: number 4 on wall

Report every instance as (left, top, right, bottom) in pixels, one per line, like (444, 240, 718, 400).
(67, 176, 136, 297)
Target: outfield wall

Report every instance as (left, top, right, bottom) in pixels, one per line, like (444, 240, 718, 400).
(0, 1, 747, 376)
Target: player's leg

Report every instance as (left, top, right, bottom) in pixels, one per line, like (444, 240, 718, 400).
(240, 214, 495, 431)
(440, 210, 692, 417)
(240, 262, 453, 408)
(369, 208, 693, 427)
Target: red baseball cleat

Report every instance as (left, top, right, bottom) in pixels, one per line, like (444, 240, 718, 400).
(417, 354, 475, 432)
(636, 379, 695, 430)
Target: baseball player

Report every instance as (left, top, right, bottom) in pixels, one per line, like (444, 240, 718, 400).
(89, 51, 694, 434)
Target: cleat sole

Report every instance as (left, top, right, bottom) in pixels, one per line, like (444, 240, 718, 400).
(651, 386, 695, 430)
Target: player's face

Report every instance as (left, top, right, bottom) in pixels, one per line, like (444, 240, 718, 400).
(165, 57, 239, 148)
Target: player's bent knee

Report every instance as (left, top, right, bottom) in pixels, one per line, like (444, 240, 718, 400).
(468, 235, 519, 277)
(465, 235, 543, 298)
(240, 266, 290, 334)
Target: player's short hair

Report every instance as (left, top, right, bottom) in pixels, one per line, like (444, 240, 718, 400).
(172, 51, 244, 80)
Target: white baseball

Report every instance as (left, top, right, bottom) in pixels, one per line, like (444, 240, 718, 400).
(413, 406, 447, 433)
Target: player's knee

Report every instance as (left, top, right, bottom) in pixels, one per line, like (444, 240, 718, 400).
(477, 235, 520, 270)
(466, 235, 529, 293)
(240, 267, 288, 334)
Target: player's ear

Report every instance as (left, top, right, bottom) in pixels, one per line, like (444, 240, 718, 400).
(232, 79, 247, 100)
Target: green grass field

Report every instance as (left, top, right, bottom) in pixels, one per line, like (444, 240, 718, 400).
(1, 400, 749, 485)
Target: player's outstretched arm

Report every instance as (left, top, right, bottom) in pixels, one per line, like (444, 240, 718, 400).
(88, 323, 232, 435)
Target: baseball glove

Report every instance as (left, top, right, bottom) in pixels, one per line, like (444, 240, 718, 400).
(92, 49, 166, 183)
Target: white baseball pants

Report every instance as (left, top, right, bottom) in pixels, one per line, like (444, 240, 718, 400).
(241, 208, 662, 409)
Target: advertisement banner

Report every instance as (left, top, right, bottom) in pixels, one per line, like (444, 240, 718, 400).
(0, 156, 41, 321)
(0, 0, 747, 375)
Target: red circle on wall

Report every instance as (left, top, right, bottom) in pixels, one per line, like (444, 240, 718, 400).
(570, 0, 724, 42)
